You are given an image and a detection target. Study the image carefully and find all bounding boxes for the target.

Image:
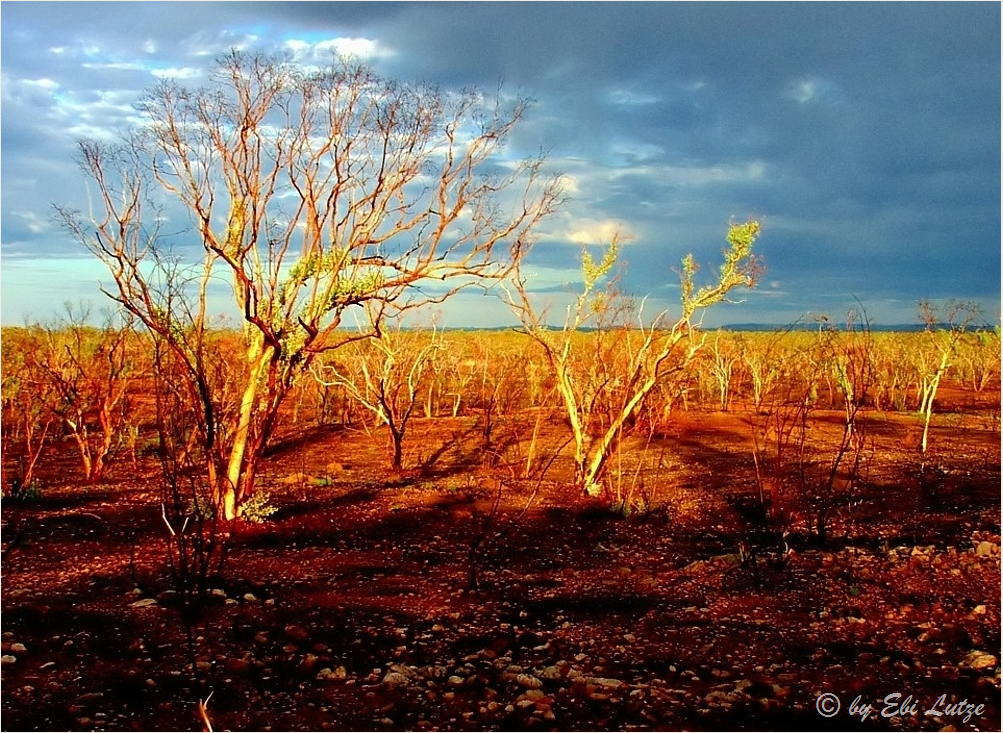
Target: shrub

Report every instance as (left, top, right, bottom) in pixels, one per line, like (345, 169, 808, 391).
(3, 478, 43, 503)
(240, 490, 277, 524)
(188, 489, 276, 524)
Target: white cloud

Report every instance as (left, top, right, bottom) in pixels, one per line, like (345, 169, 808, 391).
(606, 88, 661, 106)
(81, 60, 148, 73)
(150, 67, 202, 80)
(609, 159, 767, 186)
(330, 37, 386, 59)
(283, 36, 395, 66)
(567, 219, 629, 245)
(786, 76, 843, 105)
(22, 78, 60, 91)
(186, 31, 260, 57)
(788, 79, 818, 103)
(609, 141, 665, 164)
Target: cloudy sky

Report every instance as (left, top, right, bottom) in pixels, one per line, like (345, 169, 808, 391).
(2, 2, 999, 328)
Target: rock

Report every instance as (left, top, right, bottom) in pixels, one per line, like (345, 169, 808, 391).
(10, 643, 27, 654)
(316, 666, 347, 681)
(586, 677, 623, 690)
(243, 593, 258, 602)
(382, 665, 418, 687)
(226, 657, 250, 673)
(1, 655, 15, 665)
(537, 665, 563, 681)
(382, 672, 410, 687)
(284, 625, 309, 642)
(516, 673, 543, 690)
(962, 651, 998, 671)
(129, 598, 157, 608)
(975, 541, 998, 557)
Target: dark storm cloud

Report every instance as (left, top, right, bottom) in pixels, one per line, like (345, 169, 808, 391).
(1, 2, 998, 326)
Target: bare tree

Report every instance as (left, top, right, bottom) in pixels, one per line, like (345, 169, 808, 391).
(312, 311, 442, 473)
(705, 330, 741, 411)
(29, 305, 139, 483)
(1, 328, 55, 494)
(506, 220, 761, 497)
(914, 300, 980, 459)
(57, 51, 561, 519)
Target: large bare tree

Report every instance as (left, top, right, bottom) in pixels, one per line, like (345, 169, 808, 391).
(58, 51, 561, 519)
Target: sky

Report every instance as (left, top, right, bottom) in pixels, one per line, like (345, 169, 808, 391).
(2, 2, 1000, 329)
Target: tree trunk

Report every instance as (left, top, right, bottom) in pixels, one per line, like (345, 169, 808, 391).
(223, 339, 275, 520)
(390, 425, 404, 473)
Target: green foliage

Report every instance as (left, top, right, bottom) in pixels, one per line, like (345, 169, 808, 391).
(187, 492, 218, 521)
(188, 489, 276, 523)
(287, 251, 344, 284)
(282, 251, 386, 316)
(3, 479, 43, 503)
(681, 219, 761, 318)
(240, 490, 277, 524)
(578, 240, 619, 316)
(609, 494, 665, 520)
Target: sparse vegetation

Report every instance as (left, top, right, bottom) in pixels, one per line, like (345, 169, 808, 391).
(2, 316, 999, 731)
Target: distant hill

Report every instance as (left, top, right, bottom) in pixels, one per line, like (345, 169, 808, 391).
(719, 322, 995, 332)
(718, 323, 933, 333)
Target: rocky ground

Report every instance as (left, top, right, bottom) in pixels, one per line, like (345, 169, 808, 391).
(1, 409, 1000, 731)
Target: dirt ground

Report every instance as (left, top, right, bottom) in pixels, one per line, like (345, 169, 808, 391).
(2, 390, 1000, 732)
